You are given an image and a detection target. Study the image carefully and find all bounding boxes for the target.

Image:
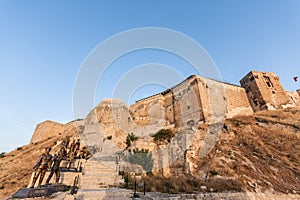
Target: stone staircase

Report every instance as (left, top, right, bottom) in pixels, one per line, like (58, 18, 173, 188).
(79, 160, 124, 189)
(70, 159, 133, 200)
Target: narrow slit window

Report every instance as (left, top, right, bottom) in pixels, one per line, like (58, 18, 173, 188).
(263, 76, 273, 88)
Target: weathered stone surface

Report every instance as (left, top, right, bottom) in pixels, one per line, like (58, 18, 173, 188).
(240, 71, 294, 111)
(30, 120, 64, 144)
(286, 90, 300, 106)
(30, 120, 84, 144)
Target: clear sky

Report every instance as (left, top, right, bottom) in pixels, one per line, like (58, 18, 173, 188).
(0, 0, 300, 152)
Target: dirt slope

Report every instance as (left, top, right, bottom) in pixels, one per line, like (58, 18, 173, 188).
(193, 107, 300, 193)
(0, 125, 76, 199)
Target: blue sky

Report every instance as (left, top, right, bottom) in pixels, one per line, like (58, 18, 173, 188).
(0, 0, 300, 152)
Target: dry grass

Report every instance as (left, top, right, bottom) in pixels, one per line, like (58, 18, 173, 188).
(139, 175, 243, 193)
(195, 107, 300, 194)
(0, 132, 75, 199)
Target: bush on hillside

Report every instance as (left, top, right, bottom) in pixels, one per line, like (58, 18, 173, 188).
(152, 129, 173, 144)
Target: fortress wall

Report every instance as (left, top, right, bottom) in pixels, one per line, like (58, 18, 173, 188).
(256, 72, 291, 108)
(240, 71, 268, 111)
(127, 72, 297, 133)
(223, 83, 253, 118)
(240, 71, 291, 111)
(30, 120, 64, 144)
(130, 75, 254, 130)
(171, 76, 203, 129)
(129, 94, 165, 126)
(196, 77, 251, 122)
(164, 91, 175, 125)
(285, 91, 300, 106)
(196, 77, 211, 123)
(197, 77, 225, 124)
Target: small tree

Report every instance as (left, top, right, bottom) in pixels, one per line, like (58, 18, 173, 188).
(125, 133, 137, 149)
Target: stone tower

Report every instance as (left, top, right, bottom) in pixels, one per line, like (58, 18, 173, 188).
(240, 71, 291, 111)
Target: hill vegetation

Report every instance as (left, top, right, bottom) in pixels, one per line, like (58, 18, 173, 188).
(0, 129, 75, 199)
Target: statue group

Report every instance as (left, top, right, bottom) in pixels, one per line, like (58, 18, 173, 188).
(30, 137, 81, 188)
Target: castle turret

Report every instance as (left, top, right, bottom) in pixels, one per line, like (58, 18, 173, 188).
(240, 71, 291, 111)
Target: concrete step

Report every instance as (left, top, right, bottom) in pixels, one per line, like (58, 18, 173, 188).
(80, 181, 123, 186)
(83, 170, 117, 173)
(80, 180, 124, 186)
(75, 188, 133, 200)
(83, 171, 118, 175)
(80, 179, 123, 183)
(82, 172, 119, 176)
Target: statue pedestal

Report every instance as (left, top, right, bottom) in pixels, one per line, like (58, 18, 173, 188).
(12, 184, 69, 198)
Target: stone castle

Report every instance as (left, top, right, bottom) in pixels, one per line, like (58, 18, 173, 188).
(129, 70, 300, 131)
(31, 70, 300, 144)
(24, 70, 300, 199)
(17, 71, 300, 199)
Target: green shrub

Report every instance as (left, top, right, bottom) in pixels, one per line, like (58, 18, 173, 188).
(125, 133, 137, 149)
(153, 129, 173, 144)
(123, 173, 135, 188)
(0, 152, 5, 158)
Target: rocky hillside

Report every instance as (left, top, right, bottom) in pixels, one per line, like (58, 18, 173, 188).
(0, 107, 300, 199)
(188, 107, 300, 193)
(0, 121, 78, 199)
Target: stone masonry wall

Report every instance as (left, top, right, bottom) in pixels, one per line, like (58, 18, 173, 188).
(30, 120, 83, 144)
(129, 75, 254, 131)
(171, 76, 203, 129)
(286, 91, 300, 106)
(240, 71, 291, 111)
(130, 94, 165, 127)
(223, 82, 253, 118)
(30, 120, 64, 144)
(196, 77, 226, 124)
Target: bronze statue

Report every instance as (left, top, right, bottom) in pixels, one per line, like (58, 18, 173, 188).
(74, 139, 80, 157)
(59, 142, 67, 158)
(30, 147, 52, 188)
(45, 152, 64, 185)
(64, 136, 70, 148)
(67, 138, 81, 168)
(68, 139, 76, 155)
(67, 151, 75, 168)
